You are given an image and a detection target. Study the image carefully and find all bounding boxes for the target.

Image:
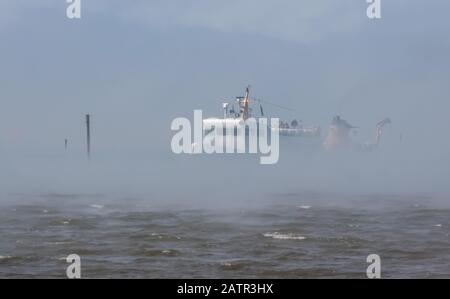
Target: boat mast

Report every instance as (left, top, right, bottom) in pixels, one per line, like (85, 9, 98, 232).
(242, 86, 250, 120)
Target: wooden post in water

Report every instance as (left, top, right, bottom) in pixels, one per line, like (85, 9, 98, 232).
(86, 114, 91, 159)
(65, 139, 68, 151)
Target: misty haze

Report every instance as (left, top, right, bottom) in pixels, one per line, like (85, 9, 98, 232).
(0, 0, 449, 280)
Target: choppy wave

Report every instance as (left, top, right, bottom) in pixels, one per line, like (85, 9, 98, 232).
(1, 193, 450, 278)
(263, 232, 306, 240)
(0, 256, 12, 260)
(298, 205, 312, 209)
(90, 204, 104, 209)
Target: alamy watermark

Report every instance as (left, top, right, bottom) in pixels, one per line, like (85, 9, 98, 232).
(66, 0, 81, 19)
(367, 0, 382, 19)
(63, 252, 381, 278)
(170, 110, 280, 165)
(65, 1, 381, 21)
(366, 254, 381, 278)
(66, 254, 81, 279)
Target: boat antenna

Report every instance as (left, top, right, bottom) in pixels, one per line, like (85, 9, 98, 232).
(254, 98, 296, 112)
(222, 102, 229, 119)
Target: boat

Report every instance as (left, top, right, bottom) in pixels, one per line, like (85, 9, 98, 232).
(202, 86, 321, 138)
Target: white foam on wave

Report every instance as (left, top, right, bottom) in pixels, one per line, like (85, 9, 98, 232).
(0, 255, 12, 260)
(263, 232, 306, 240)
(221, 262, 233, 267)
(298, 205, 312, 210)
(90, 204, 104, 209)
(45, 241, 74, 246)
